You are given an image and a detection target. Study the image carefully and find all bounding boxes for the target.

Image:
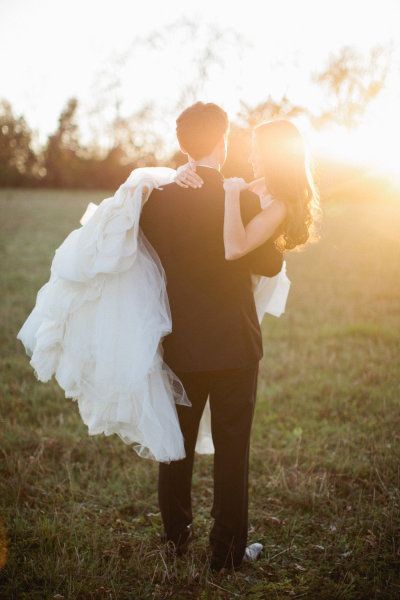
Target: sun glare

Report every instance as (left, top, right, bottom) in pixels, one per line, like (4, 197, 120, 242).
(307, 90, 400, 182)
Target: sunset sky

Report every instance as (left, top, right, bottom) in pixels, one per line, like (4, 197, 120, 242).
(1, 0, 399, 174)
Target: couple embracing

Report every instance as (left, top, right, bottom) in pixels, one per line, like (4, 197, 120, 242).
(17, 101, 320, 572)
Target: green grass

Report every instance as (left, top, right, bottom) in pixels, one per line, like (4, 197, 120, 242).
(1, 181, 400, 599)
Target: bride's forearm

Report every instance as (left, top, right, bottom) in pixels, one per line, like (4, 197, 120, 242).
(224, 190, 247, 260)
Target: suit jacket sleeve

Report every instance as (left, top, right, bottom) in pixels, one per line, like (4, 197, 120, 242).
(237, 189, 284, 277)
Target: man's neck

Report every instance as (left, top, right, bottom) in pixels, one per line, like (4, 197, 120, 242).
(188, 156, 220, 171)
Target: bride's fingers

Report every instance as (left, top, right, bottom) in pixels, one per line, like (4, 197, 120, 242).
(184, 171, 203, 188)
(175, 168, 204, 188)
(175, 178, 189, 188)
(247, 179, 257, 191)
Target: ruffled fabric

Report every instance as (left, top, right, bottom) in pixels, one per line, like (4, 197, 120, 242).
(17, 167, 291, 462)
(252, 260, 291, 321)
(17, 167, 192, 463)
(252, 192, 291, 320)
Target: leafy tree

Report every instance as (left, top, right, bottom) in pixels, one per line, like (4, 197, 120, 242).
(43, 97, 83, 187)
(237, 96, 308, 129)
(313, 45, 392, 128)
(0, 100, 38, 186)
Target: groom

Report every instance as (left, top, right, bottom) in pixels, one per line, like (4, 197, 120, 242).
(139, 102, 283, 572)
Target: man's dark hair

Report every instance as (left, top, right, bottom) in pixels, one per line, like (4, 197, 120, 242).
(176, 102, 229, 160)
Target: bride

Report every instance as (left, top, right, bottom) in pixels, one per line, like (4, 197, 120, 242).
(16, 118, 319, 464)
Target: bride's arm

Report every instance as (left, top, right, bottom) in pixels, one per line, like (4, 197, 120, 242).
(223, 178, 286, 260)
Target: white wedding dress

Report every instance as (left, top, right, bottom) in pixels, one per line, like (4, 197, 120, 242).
(17, 167, 291, 463)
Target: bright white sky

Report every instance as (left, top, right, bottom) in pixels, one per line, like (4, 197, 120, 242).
(1, 0, 399, 172)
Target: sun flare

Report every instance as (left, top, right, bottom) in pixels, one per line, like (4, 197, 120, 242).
(308, 91, 400, 181)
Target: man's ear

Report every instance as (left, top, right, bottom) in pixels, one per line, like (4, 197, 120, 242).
(219, 133, 228, 150)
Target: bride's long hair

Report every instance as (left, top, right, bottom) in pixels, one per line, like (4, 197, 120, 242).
(254, 119, 322, 252)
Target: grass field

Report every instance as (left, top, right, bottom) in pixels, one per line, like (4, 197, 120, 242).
(0, 180, 400, 599)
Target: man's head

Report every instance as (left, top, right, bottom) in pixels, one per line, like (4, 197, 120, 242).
(176, 102, 229, 168)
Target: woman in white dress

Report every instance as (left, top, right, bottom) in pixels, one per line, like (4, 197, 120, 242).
(16, 118, 320, 464)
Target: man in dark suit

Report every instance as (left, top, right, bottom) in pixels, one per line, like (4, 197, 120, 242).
(139, 102, 283, 572)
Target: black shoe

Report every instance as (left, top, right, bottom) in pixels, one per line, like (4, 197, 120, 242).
(210, 561, 226, 574)
(209, 555, 243, 573)
(210, 560, 243, 574)
(161, 525, 193, 557)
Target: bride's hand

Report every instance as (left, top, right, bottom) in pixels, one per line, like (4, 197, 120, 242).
(174, 164, 204, 188)
(223, 177, 248, 194)
(247, 177, 265, 194)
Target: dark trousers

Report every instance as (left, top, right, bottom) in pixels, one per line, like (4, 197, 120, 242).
(158, 361, 259, 568)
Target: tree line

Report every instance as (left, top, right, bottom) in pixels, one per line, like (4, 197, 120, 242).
(0, 44, 391, 190)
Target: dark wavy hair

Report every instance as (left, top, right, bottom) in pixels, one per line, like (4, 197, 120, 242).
(254, 119, 322, 252)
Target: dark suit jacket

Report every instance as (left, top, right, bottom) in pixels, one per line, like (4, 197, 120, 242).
(139, 166, 283, 372)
